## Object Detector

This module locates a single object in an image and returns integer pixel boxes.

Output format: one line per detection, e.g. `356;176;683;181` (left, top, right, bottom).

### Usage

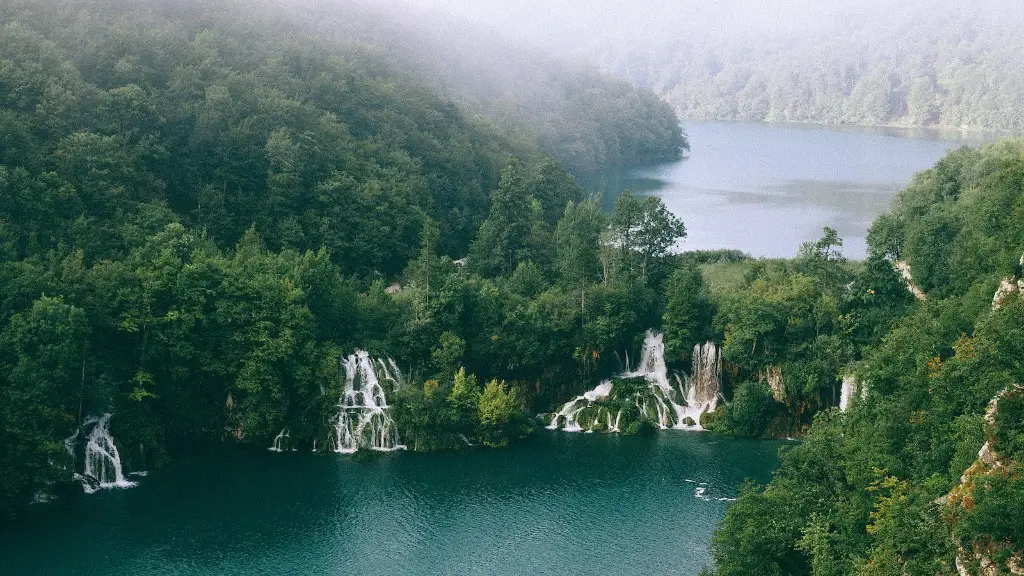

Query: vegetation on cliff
705;140;1024;576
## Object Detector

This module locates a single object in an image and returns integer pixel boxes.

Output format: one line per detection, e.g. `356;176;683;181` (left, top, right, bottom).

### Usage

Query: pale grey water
585;121;995;259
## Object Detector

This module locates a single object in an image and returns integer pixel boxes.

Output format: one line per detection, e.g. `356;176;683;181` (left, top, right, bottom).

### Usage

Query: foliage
993;389;1024;460
953;465;1024;558
394;370;530;451
607;191;686;287
662;263;714;361
705;382;781;439
707;140;1024;575
0;296;85;511
0;0;688;514
478;379;531;448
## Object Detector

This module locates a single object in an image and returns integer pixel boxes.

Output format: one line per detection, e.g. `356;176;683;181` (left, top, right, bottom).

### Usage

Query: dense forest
2;1;1022;571
0;0;902;515
0;0;690;513
325;3;689;172
598;8;1024;131
705;141;1024;575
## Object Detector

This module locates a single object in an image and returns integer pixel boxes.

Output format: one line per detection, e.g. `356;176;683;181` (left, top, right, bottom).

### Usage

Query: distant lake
583;121;996;259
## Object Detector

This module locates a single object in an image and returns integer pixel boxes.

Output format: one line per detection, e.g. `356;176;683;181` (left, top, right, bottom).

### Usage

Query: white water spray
331;351;406;453
69;414;136;494
268;428;294;452
839;376;855;412
839;375;868;412
679;341;722;429
548;331;721;433
546;381;616;432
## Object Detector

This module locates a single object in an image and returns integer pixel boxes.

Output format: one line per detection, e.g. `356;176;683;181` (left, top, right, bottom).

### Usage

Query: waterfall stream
331;351;406;453
839;375;868;412
268;428;294;452
66;414;136;494
548;331;721;432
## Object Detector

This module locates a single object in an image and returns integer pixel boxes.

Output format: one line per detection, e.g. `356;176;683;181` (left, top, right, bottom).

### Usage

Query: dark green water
2;431;781;575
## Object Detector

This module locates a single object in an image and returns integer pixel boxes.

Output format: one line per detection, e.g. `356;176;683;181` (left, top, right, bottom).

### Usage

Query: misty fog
389;0;1024;58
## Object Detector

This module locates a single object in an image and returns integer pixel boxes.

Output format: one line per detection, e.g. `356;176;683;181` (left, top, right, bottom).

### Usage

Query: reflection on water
580;121;997;259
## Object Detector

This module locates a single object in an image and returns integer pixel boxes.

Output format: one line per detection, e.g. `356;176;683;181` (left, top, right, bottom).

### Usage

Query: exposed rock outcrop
947;385;1024;576
992;254;1024;310
759;365;786;403
894;260;927;301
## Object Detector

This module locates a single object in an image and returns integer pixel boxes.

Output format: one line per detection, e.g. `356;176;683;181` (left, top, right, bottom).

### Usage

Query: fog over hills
396;0;1024;130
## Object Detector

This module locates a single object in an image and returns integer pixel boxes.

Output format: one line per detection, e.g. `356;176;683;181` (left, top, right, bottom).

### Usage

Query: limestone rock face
991;253;1024;310
759;365;785;403
948;385;1024;576
894;260;927;301
992;277;1024;310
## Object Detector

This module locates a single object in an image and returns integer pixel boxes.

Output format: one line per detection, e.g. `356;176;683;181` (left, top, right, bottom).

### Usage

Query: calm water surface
2;432;781;576
585;121;994;258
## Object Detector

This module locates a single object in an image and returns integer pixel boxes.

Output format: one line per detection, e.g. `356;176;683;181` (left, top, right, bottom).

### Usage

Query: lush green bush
954;465;1024;560
706;382;781;438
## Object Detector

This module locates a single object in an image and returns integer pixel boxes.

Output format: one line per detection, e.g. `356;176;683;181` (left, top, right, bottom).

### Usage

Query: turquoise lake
1;432;781;575
3;121;991;576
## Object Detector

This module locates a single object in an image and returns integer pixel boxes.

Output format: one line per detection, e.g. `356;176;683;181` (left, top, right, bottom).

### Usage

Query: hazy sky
388;0;1018;57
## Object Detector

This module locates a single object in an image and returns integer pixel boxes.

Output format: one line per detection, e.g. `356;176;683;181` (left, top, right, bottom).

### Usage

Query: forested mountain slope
599;8;1024;131
333;2;688;172
706;140;1024;575
0;0;688;515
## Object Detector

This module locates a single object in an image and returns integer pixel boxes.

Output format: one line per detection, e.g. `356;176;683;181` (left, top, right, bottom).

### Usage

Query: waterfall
839;375;868;411
68;414;136;494
546;380;616;432
268;428;294;452
626;331;687;429
839;376;855;412
548;331;721;433
680;341;722;429
331;351;406;453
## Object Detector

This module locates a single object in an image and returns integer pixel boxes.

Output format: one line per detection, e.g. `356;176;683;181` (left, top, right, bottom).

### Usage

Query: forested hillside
5;8;1021;569
598;8;1024;131
705;141;1024;575
0;0;690;514
330;3;688;172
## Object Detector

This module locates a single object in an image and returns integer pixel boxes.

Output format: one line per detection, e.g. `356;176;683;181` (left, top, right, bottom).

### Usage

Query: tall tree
555;198;606;325
608;192;686;285
471;160;535;277
0;296;87;512
663;264;714;361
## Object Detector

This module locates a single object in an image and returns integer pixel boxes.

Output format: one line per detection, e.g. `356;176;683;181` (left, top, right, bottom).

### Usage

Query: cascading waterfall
68;414;136;494
268;428;294;452
548;331;721;433
679;341;722;429
331;351;406;453
839;375;868;412
839;376;855;412
546;381;616;432
626;331;687;429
